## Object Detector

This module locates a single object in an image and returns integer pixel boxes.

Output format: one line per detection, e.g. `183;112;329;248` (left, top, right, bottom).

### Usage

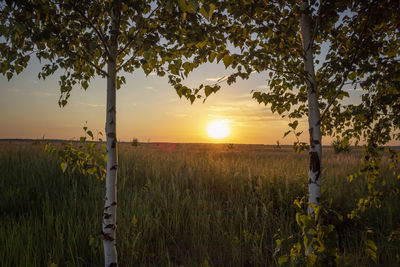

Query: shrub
131;138;139;147
332;138;351;153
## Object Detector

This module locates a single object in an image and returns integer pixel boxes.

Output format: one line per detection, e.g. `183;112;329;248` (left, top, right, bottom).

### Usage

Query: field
0;142;399;266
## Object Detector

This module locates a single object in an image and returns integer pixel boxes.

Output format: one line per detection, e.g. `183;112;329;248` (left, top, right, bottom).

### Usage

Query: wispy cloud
32;91;56;97
7;88;22;93
205;76;224;82
79;102;105;108
145;86;158;92
208;105;241;112
175;114;192;118
257;84;269;89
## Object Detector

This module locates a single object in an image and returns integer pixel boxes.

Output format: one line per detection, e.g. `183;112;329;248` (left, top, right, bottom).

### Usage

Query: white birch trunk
299;2;322;216
103;6;119;267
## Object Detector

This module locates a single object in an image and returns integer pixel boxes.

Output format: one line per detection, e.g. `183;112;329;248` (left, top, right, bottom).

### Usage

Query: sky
0;57;366;145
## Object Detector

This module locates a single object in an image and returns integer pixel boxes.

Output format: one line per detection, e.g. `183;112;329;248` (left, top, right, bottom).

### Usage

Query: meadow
0;141;399;266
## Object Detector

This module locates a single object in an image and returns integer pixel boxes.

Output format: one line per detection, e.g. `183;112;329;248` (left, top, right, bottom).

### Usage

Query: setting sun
206;119;231;140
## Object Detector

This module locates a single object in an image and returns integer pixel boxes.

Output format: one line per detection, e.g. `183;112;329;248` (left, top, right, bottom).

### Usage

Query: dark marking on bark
316;197;320;204
105;224;115;229
110;165;117;170
309;151;321;181
103;213;112;219
108;263;117;267
314;140;320;145
310;84;317;94
110;119;115;125
108;106;116;113
111;139;116;148
101;231;115;241
309;127;314;148
111;201;117;206
107;132;116;138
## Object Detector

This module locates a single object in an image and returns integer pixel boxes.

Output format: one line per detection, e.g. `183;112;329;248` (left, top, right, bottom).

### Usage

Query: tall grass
0;142;399;266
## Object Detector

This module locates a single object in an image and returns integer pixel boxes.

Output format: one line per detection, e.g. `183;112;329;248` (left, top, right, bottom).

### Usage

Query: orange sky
0;58;370;145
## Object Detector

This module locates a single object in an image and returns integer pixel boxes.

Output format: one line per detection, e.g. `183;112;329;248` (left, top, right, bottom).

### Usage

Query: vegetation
131;138;139;147
1;142;399;266
332;138;351;154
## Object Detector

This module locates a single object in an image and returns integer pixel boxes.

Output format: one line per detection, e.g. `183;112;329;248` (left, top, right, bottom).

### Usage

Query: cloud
31;91;56;97
79;102;105;108
145;86;158;92
257;84;269;89
208;105;241;112
175;114;192;118
205;76;224;82
148;71;157;76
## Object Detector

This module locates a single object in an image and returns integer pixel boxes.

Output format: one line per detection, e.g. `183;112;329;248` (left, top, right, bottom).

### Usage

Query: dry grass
0;142;398;266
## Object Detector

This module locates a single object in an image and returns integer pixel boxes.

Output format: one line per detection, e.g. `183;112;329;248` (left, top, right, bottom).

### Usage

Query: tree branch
116;49;140;72
66;49;108;77
309;0;325;51
320;1;374;121
117;6;160;57
70;1;111;58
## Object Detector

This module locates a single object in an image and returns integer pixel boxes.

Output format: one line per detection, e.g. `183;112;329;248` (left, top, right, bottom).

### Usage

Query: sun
206;119;231;140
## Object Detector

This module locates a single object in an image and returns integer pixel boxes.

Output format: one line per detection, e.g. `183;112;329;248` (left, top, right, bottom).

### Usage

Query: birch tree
172;0;400;214
0;0;215;265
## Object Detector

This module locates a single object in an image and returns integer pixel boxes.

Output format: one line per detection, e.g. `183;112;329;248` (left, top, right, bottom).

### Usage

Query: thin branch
308;0;325;51
320;77;347;119
66;49;108;77
70;1;111;58
320;0;375;121
116;49;140;72
117;6;160;57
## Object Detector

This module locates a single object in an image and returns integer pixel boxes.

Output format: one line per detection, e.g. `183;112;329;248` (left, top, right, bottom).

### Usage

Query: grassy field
0;142;399;266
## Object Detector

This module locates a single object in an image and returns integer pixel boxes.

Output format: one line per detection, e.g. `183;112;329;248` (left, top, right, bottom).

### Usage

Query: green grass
0;142;399;266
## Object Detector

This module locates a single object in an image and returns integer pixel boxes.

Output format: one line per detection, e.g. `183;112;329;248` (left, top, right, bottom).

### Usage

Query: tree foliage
172;0;400;147
0;0;220;104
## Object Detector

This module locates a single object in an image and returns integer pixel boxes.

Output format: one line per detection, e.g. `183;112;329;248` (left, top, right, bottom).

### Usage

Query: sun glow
206;119;231;140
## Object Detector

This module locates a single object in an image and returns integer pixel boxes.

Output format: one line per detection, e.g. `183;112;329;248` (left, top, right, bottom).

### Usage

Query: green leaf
365;247;377;263
195;40;207;49
278;256;288;266
208;3;216;18
121;3;129;12
87;130;94;139
61;162;68;173
209;52;216;63
178;0;189;12
204;85;212;97
6;72;12;80
189;95;195;104
82;80;88;90
222;55;233;68
87;167;96;175
289;120;298;130
188;0;198;13
306;254;317;267
199;7;209;20
183;62;191;74
80;136;86;143
365;239;377;251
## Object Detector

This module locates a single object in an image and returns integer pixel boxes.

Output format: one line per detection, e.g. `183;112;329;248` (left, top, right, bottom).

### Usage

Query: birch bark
102;5;119;267
299;2;322;215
